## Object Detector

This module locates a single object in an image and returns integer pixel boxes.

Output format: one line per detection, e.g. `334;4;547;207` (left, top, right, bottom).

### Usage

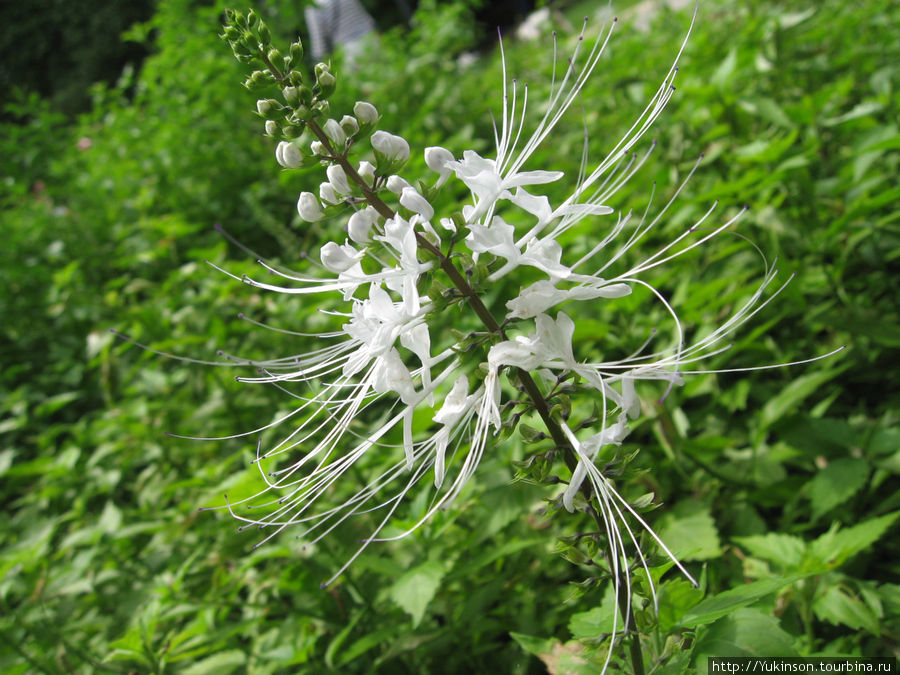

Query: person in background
304;0;377;63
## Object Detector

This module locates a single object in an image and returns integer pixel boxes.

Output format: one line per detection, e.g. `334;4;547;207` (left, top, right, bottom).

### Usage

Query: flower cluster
115;7;837;669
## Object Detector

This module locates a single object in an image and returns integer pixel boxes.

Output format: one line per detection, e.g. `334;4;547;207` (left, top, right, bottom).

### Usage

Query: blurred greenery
1;0;898;672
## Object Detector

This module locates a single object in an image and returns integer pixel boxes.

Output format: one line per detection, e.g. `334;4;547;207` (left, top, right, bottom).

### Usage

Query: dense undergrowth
1;0;898;672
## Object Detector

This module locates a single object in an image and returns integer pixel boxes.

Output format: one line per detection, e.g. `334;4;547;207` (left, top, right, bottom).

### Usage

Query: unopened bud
276;141;303;168
340;114;359;136
314;63;336;98
400;187;435;221
386;174;411;195
357;161;375;184
347;206;380;244
371;131;410;173
265;120;279;136
353;101;378;125
282;86;300;106
326;164;351;195
297;192;324;221
320;241;359;273
319;181;339;205
323;119;346;148
424;146;455;187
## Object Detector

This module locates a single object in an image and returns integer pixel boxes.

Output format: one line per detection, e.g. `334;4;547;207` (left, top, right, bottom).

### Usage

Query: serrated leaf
807;512;900;569
656;502;721;561
680;574;809;628
808;458;869;519
692;609;798;669
388;560;445;627
813;586;880;635
569;584;617;639
734;533;806;569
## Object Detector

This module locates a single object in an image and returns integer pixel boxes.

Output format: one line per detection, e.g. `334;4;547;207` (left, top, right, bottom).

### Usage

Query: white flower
424;146;455;187
319;241;360;273
399;186;434;221
386;174;410;195
319;181;339;205
323;118;347;148
357;160;376;184
353;100;378;124
276;141;303;168
296;191;324;221
347;206;379;243
371;130;410;163
326;164;351;195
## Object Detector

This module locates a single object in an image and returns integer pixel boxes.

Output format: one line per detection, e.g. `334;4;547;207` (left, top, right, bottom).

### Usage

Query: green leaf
734;533;806;569
387;560;446;627
692;609;798;669
656;502;721;561
807;512;900;569
711;48;737;88
569;584;617;639
808;458;869;519
758;368;844;433
680;574;809;628
813;586;881;635
181;650;246;674
657;578;705;632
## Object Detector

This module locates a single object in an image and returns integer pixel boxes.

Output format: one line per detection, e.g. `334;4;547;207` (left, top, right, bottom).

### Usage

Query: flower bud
314;63;336;98
400;187;435;221
386;174;410;195
326;164;351;195
357;161;375;184
323;119;346;148
289;41;303;67
297;192;324;221
310;140;326;156
319;181;339;205
353;101;378;125
275;141;304;168
320;241;359;273
425;146;455;187
265;120;279;136
282;86;300;106
371;131;410;163
340;114;359;136
347;206;379;243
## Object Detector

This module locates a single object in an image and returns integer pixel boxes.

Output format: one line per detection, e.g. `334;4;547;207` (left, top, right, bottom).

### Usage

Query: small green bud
314;62;336;98
266;47;281;64
258;23;271;45
289;41;303;66
222;26;240;40
282;86;300;106
265;120;279;136
246;9;259;29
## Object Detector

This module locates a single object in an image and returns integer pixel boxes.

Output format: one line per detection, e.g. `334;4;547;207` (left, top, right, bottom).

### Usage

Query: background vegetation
1;0;897;672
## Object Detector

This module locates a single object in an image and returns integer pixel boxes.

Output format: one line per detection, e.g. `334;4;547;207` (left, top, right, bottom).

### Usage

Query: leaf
387;560;446;627
657;578;705;632
711;48;737;88
656;502;721;561
734;533;806;569
813;586;881;635
807;511;900;569
569;584;617;639
757;368;845;433
181;650;246;674
808;458;869;519
692;609;798;669
679;574;809;628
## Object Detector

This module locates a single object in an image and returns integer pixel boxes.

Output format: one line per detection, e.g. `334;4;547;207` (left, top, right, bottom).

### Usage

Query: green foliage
2;0;898;672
